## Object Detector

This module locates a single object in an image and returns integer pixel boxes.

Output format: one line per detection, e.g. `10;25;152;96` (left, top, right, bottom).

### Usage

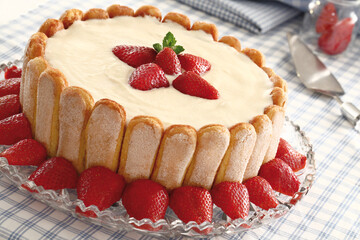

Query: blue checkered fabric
1;0;360;239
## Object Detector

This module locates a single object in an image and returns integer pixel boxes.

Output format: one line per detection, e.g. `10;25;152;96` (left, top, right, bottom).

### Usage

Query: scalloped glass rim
0;61;316;238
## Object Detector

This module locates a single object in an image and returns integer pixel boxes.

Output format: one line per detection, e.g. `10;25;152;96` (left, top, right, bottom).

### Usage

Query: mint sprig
153;32;185;54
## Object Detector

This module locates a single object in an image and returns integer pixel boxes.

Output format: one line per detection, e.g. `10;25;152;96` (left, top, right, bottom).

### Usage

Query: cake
20;4;287;191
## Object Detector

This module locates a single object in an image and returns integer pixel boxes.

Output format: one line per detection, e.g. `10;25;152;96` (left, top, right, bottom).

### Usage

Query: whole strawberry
0;139;47;166
4;66;22;79
22;157;78;192
0;113;32;145
316;3;338;34
129;63;169;90
112;45;157;68
178;53;211;75
0;78;21;97
243;176;278;210
210;181;249;220
276;138;306;172
259;158;301;196
76;166;126;218
122;179;169;230
172;71;219;99
0;94;21;121
155;47;181;75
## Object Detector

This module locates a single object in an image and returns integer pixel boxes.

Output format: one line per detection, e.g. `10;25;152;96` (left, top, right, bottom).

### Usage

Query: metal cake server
287;32;360;132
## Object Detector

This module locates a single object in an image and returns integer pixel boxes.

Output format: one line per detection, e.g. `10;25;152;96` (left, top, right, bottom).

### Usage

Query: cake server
287;32;360;131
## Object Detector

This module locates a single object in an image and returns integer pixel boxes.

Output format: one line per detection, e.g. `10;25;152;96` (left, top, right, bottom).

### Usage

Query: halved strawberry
0;139;47;166
155;47;181;75
0;94;21;121
129;63;169;91
4;66;22;79
178;53;211;75
243;176;278;210
0;78;21;97
276;138;306;172
112;45;157;68
0;113;32;145
316;3;338;34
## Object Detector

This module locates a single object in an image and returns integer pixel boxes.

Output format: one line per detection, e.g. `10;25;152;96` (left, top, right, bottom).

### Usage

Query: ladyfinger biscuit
107;4;134;18
263;105;285;163
57;87;94;173
60;9;83;29
271;87;287;108
118;116;163;182
219;36;241;52
214;123;256;186
163;12;191;30
183;125;230;190
242;48;265;68
22;57;48;136
134;5;162;20
38;19;64;37
84;99;125;172
82;8;109;21
243;115;272;181
191;21;219;41
35;67;68;157
270;75;288;92
151;125;197;191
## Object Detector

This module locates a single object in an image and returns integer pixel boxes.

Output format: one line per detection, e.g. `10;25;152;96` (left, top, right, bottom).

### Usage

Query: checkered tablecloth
0;0;360;239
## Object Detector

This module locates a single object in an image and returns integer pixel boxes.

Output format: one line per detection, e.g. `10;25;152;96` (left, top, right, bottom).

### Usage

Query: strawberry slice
155;47;181;75
258;158;301;196
318;17;355;55
210;181;249;220
22;157;78;192
129;63;169;91
243;176;278;210
122;179;169;230
178;53;211;75
76;166;126;218
4;66;22;79
112;45;157;68
0;139;47;166
0;113;32;145
316;3;338;34
276;138;307;172
0;78;21;97
0;94;21;121
172;71;219;99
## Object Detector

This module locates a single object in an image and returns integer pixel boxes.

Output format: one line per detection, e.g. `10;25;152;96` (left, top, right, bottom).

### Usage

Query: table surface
0;0;359;239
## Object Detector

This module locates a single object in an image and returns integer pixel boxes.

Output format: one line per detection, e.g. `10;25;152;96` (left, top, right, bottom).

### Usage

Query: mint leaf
172;45;185;54
153;43;163;53
154;32;185;54
163;32;176;48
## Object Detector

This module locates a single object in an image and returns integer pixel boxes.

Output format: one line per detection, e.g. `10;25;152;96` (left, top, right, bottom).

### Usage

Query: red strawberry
0;113;32;145
170;186;213;226
258;158;301;196
316;3;338;33
0;139;47;166
178;53;211;75
0;78;21;97
4;66;22;79
276;138;307;172
172;71;219;99
22;157;78;192
243;176;278;210
112;45;157;68
0;94;21;121
155;47;181;75
122;179;169;230
129;63;169;91
318;17;355;55
210;181;249;220
76;166;126;218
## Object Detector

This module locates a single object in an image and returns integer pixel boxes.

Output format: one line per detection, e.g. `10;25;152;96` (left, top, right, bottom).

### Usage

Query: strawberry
210;181;249;220
0;113;32;145
169;186;213;225
4;66;22;79
258;158;301;196
122;179;169;230
22;157;78;192
112;45;157;68
76;166;126;218
0;94;21;121
318;17;355;55
243;176;278;210
178;53;211;75
0;78;21;97
155;47;181;75
172;71;219;99
0;139;47;166
276;138;307;172
129;63;169;91
316;3;338;34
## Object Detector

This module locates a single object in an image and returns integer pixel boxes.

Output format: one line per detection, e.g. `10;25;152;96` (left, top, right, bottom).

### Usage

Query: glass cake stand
0;61;316;238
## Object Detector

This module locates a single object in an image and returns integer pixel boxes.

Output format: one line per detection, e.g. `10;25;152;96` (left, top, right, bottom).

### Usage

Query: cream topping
45;16;273;129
